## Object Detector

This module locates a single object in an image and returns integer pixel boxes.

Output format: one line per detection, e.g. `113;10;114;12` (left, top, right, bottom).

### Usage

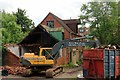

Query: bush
76;60;82;65
68;61;75;67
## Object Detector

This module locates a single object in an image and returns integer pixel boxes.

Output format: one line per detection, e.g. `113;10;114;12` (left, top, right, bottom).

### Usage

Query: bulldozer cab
39;48;53;59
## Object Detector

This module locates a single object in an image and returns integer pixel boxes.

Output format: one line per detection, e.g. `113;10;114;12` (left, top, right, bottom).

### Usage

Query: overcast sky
0;0;92;26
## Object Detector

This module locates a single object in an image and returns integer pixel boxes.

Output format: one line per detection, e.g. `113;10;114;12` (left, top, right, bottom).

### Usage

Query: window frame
46;21;54;28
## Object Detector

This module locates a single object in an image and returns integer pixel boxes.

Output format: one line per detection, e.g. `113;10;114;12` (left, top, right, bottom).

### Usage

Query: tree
1;11;27;44
1;11;30;65
117;1;120;44
14;8;33;32
79;2;119;45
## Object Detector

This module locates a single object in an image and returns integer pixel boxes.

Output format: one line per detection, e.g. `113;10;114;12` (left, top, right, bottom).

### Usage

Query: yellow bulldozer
20;36;100;77
20;48;63;77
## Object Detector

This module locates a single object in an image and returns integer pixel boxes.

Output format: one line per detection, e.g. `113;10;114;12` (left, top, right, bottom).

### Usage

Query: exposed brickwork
41;14;61;28
64;29;70;39
56;48;66;65
4;51;20;66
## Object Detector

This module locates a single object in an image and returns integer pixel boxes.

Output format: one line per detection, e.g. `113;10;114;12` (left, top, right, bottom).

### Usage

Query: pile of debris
0;66;26;75
99;45;120;49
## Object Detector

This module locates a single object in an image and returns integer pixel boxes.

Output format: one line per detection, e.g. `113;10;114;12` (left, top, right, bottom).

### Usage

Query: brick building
4;12;82;66
41;12;81;65
41;12;80;39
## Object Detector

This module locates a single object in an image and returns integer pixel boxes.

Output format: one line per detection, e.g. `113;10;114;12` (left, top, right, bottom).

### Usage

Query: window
42;49;52;59
47;21;54;28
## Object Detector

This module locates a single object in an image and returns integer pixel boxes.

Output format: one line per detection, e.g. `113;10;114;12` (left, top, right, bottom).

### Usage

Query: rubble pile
0;66;26;75
99;45;120;49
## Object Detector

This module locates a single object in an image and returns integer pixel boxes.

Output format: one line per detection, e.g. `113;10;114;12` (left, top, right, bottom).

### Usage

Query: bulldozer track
46;66;63;78
54;71;64;77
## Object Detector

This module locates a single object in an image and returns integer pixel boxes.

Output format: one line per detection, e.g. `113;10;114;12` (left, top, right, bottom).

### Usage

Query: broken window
47;21;54;28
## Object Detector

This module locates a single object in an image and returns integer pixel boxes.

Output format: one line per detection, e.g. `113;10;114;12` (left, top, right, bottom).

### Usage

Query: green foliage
68;61;76;67
76;60;82;65
80;2;120;45
61;61;76;68
0;10;33;65
1;11;28;44
13;8;34;32
1;11;29;65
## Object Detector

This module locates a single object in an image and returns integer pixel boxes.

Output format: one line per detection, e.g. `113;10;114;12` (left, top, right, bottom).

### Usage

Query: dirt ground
1;66;83;80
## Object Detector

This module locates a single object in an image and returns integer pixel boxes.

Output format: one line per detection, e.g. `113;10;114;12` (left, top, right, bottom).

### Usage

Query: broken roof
18;24;59;47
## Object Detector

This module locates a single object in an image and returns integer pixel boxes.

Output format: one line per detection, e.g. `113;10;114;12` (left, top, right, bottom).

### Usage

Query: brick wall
41;14;61;28
56;48;65;65
4;51;20;66
64;29;70;39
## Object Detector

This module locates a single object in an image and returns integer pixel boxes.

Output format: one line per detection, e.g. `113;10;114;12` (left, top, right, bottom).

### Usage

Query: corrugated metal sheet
83;49;120;79
104;49;115;78
49;31;63;41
